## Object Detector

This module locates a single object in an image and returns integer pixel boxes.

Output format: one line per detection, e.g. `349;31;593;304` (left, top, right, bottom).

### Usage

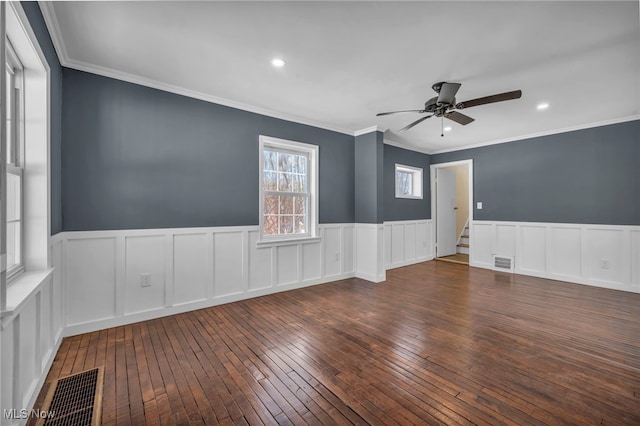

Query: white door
436;168;457;257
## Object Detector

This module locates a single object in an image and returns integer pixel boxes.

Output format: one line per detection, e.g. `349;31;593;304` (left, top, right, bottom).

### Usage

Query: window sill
1;268;53;321
256;236;321;248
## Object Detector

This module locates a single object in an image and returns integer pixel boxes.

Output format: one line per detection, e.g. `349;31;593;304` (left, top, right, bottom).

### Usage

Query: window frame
1;0;51;314
258;135;319;246
395;163;423;199
5;37;24;281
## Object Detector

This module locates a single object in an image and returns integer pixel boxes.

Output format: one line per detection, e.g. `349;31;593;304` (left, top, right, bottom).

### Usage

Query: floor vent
37;367;103;426
493;255;514;272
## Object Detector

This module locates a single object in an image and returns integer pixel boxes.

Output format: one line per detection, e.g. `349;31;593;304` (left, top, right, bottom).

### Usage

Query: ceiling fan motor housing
425;97;438;111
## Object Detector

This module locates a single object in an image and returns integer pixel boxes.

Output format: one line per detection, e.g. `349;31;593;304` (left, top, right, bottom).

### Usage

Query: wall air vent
492;255;514;273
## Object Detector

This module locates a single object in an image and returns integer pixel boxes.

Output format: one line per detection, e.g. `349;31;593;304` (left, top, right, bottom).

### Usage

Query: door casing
430;159;474;260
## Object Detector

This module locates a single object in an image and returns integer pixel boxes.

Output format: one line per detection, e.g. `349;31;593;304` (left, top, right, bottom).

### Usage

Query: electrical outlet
140;273;152;287
600;259;609;270
334;253;340;262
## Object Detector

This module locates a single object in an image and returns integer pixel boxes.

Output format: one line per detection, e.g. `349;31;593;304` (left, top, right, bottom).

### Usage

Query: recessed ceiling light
444;126;452;132
271;58;286;68
537;102;549;110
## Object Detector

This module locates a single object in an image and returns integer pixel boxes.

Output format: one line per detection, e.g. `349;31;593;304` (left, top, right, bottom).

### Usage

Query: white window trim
395;163;423;199
1;1;51;314
257;135;319;247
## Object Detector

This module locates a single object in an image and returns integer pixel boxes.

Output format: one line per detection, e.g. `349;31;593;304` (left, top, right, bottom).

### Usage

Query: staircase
457;225;469;255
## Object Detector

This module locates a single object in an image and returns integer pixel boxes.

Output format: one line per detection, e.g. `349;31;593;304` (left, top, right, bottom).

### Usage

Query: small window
395;164;423;199
259;136;318;242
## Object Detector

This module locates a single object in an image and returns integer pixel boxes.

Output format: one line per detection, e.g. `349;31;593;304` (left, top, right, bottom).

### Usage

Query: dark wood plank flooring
30;261;640;425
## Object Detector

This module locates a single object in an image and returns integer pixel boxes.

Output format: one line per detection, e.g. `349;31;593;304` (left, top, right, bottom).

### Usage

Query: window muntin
395;164;423;199
5;39;24;279
259;136;318;242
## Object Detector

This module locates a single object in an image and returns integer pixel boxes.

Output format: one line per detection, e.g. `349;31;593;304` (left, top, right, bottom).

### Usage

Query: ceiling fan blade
399;115;433;132
455;90;522;109
376;109;425;116
445;111;475;125
437;82;461;105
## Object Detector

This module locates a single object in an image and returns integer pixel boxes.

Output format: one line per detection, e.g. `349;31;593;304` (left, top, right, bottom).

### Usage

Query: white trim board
431;160;474;259
428;115;640;155
57;224;356;336
354;223;386;283
383;220;433;270
470;220;640;294
37;2;355;138
37;3;639;154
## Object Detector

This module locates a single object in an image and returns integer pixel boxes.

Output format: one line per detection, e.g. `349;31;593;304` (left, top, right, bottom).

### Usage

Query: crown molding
37;2;354;137
429;115;640;155
383;139;432;155
34;1;640;153
38;1;69;64
68;58;356;136
354;126;382;136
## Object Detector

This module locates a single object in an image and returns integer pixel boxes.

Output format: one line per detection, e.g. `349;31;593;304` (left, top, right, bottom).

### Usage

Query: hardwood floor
30;261;640;425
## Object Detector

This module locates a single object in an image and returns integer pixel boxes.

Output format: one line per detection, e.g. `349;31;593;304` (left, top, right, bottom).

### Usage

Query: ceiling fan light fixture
271;58;286;68
537;102;549;110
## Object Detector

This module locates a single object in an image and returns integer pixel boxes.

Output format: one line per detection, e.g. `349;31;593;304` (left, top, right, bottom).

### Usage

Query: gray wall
354;131;384;223
383;144;431;221
22;1;63;235
431;120;640;225
62;69;354;231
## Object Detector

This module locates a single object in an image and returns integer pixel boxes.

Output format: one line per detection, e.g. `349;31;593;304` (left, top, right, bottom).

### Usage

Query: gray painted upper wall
432;120;640;225
354;131;384;223
383;144;431;222
21;1;63;235
62;69;354;231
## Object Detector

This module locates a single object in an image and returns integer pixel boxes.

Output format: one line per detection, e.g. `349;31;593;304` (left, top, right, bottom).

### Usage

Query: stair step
457;243;469;248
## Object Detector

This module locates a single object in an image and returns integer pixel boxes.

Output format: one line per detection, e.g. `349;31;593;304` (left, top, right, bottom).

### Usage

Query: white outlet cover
477;202;483;209
140;273;152;287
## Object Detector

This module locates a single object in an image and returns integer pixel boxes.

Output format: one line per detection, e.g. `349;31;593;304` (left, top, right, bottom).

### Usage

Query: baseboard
355;271;386;283
64;271;356;337
386;255;433;270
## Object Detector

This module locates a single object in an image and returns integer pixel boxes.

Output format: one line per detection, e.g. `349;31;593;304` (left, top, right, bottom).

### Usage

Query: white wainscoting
355;224;385;282
384;220;433;270
471;221;640;293
62;224;355;336
0;235;65;425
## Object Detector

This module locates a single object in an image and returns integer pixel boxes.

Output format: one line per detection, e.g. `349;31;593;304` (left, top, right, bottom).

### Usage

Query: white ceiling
41;1;639;153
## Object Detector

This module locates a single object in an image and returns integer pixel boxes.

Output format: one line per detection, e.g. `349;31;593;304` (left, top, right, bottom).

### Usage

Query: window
1;1;50;310
259;135;318;243
5;39;24;280
395;164;423;199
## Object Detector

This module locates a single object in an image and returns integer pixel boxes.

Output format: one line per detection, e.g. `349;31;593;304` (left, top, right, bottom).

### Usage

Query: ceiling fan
377;82;522;134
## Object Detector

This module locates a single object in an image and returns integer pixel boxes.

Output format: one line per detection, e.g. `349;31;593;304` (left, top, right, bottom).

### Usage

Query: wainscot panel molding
60;224;356;336
384;220;433;270
470;221;640;293
0;234;66;425
355;223;386;283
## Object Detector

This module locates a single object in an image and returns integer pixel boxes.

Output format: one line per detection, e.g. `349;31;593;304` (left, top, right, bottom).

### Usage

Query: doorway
431;160;473;265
